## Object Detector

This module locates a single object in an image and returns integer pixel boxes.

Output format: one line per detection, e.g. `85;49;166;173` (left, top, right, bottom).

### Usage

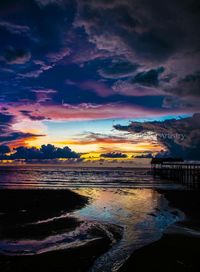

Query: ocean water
0;166;184;271
0;165;181;189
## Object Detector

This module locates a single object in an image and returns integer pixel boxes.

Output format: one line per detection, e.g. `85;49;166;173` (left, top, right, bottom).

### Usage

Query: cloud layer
1;0;200;109
115;114;200;160
0;0;200;157
0;112;43;146
0;144;80;160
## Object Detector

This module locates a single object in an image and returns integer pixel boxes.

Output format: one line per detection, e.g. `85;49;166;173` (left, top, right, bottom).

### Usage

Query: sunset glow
0;0;199;164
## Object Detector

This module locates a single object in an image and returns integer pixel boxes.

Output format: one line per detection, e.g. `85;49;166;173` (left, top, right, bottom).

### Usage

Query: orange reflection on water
73;188;163;227
72;188;172;271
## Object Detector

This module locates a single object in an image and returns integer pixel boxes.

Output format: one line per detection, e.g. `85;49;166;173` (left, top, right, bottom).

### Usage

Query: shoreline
0;189;122;272
119;189;200;272
0;187;199;271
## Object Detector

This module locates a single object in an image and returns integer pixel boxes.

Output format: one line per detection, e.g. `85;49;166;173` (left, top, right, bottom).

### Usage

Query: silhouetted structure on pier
151;158;200;189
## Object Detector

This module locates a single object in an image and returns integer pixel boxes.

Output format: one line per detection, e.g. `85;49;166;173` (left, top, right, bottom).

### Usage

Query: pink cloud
46;48;71;63
79;80;164;98
3;102;196;122
31;89;57;103
80;81;113;97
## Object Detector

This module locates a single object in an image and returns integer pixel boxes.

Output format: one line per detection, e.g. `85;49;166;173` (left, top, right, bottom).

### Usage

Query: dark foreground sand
0;238;112;272
1;189;199;272
119;189;200;272
0;189;122;272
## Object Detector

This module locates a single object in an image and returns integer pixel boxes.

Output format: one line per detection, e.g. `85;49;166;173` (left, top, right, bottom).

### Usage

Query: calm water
0;165;180;189
0;166;184;271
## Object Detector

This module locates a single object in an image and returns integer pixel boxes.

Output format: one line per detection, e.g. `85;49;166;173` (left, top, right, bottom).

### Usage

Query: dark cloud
74;0;200;107
0;112;15;141
0;0;200;126
134;153;154;158
0;21;31;36
75;0;200;61
35;0;64;8
0;0;75;103
110;66;165;98
115;113;200;160
164;72;200;99
0;131;43;143
4;47;31;64
8;144;80;160
0;145;10;160
132;67;164;87
100;152;128;158
0;112;13;124
98;59;139;79
0;112;43;145
20;110;46;121
0;145;10;155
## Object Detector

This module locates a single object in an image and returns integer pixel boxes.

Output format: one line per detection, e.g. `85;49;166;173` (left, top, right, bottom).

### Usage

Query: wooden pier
151;158;200;189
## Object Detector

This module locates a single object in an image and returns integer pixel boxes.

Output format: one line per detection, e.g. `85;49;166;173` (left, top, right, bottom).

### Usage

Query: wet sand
0;189;88;223
0;239;111;272
0;189;122;272
1;187;199;271
119;189;200;272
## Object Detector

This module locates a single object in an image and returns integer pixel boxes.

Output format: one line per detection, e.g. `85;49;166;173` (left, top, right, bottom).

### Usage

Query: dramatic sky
0;0;200;163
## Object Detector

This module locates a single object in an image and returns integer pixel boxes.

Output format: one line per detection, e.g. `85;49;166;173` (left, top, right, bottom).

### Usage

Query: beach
0;166;199;271
0;189;122;272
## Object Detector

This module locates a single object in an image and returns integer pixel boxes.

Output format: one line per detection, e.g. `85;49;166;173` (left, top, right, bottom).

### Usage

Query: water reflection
0;166;180;189
72;188;180;271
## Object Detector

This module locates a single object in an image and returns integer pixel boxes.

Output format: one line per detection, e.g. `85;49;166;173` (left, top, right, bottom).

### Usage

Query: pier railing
151;159;200;189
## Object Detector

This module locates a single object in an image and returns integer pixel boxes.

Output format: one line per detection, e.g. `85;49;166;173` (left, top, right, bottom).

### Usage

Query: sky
0;0;200;164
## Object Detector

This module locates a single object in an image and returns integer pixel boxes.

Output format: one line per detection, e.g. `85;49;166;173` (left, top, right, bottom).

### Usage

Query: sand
0;189;122;272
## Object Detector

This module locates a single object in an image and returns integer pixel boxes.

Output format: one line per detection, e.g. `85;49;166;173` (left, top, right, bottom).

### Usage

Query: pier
151;158;200;189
